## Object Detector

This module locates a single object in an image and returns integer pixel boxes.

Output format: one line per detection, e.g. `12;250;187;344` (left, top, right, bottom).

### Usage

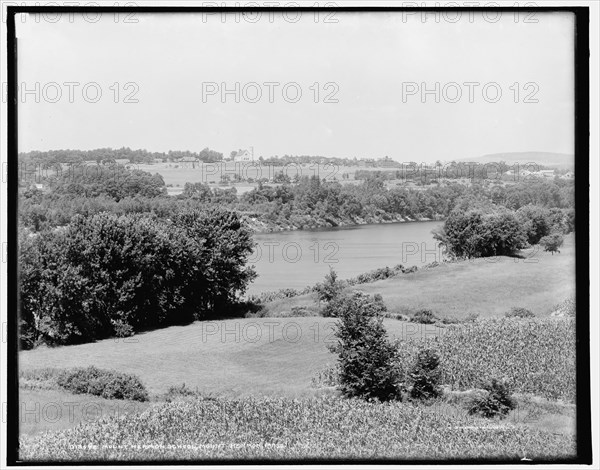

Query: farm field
18;314;577;460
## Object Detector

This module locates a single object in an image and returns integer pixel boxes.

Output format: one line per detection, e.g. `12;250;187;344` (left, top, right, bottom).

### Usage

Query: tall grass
20;395;575;461
396;318;576;402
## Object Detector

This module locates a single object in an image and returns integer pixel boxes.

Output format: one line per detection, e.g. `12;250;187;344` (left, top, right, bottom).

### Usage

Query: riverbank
244;212;444;233
254;233;575;320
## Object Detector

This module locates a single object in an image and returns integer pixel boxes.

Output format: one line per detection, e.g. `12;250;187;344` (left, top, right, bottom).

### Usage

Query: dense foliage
19;209;256;348
20;147;224;165
56;366;149;402
433;203;573;259
409;349;442;401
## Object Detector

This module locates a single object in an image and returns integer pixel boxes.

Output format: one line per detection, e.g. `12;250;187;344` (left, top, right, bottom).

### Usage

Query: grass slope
19;318;442;397
262;234;575;319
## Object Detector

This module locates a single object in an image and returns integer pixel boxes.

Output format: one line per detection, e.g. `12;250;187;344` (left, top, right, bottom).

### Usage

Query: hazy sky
15;11;574;162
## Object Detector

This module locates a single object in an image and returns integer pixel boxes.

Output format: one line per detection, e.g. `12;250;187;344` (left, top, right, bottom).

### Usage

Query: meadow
18;310;577;461
259;234;575;319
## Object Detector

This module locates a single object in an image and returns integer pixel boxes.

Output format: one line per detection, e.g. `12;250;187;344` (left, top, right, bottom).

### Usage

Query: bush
504;307;535;318
410;309;437;324
434;209;528;259
315;267;345;304
56;366;149;402
322;291;386;318
468;378;516;418
409;349;442;400
539;232;564;255
328;292;400;401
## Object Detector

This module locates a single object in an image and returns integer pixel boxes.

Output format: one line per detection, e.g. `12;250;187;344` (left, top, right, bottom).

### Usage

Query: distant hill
465;152;574;169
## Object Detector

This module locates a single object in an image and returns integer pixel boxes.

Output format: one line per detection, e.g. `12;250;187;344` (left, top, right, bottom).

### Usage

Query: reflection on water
248;221;442;294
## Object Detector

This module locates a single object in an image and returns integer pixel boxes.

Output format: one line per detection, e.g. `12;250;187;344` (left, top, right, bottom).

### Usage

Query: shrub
539;232;564;255
56;366;149;402
328;292;400;401
410;309;437;324
409;349;442;400
468;378;516;418
504;307;535;318
322;291;386;318
315;267;345;304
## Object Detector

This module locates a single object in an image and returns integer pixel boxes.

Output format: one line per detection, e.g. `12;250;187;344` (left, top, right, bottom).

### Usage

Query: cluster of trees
19;209;256;349
19;166;574;234
433;204;573;259
19;147;224;165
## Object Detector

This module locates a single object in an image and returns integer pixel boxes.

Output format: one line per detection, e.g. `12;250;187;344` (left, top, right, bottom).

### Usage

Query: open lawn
19;318;441;397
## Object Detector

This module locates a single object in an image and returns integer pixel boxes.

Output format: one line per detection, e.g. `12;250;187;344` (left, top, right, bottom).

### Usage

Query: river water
248;220;443;294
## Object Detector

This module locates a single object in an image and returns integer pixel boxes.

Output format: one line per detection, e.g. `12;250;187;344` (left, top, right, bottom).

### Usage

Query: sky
15;10;575;163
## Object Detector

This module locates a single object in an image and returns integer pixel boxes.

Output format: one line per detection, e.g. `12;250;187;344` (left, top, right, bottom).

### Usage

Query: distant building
177;157;200;168
233;149;253;163
560;171;574;180
536;170;555;178
504;169;533;177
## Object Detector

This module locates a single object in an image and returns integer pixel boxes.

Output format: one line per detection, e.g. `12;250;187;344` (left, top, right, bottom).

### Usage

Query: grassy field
19;318;443;397
261;234;575;319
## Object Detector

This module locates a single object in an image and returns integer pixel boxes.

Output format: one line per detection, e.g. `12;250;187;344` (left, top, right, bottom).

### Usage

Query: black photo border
5;4;592;466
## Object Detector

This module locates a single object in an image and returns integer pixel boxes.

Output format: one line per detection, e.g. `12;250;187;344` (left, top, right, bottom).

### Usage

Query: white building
233;149;253;162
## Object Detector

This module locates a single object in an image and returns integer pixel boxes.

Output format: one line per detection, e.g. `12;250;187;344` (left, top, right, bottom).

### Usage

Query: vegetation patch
396;318;576;402
20;395;575;461
55;366;149;402
468;378;517;418
505;307;535;318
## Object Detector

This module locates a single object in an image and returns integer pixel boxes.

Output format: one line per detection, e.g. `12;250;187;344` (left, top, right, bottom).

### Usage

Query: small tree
328;292;400;401
409;349;442;400
315;267;344;306
539;232;564;255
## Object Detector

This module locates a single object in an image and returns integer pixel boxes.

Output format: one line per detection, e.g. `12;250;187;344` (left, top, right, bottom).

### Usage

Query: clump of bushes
468;378;516;418
410;309;438;324
409;349;442;400
323;291;386;318
328;292;400;401
504;307;535;318
56;366;149;402
346;265;405;285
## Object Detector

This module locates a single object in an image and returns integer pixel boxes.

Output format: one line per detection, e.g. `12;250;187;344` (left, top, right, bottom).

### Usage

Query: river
248;220;443;294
